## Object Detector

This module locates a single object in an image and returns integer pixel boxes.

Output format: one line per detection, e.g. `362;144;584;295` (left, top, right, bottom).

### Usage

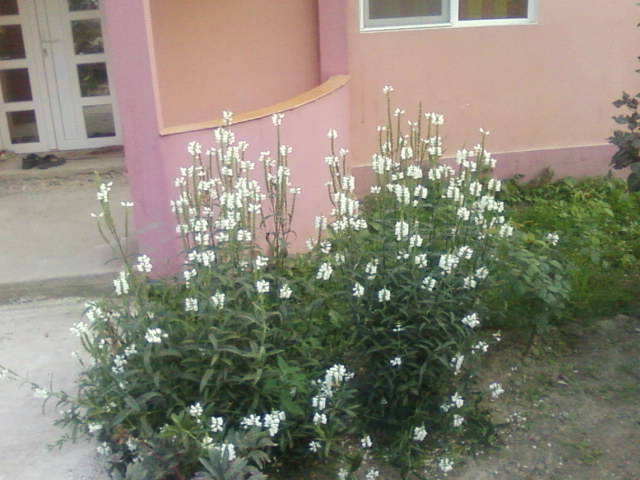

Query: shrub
5;90;571;479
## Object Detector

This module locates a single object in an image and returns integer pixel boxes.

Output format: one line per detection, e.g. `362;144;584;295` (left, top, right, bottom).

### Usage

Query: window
362;0;534;30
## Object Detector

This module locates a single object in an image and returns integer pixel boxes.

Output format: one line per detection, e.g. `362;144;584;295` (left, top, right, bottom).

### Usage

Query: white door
0;0;120;154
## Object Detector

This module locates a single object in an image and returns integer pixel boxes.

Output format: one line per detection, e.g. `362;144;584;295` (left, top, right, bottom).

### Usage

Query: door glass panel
7;110;39;143
0;0;19;16
0;68;32;102
72;19;103;54
0;25;26;60
77;62;109;96
68;0;99;12
83;104;115;137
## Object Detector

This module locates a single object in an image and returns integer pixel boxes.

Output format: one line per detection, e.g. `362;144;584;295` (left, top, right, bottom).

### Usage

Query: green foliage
500;173;640;319
608;19;640;191
23;95;588;480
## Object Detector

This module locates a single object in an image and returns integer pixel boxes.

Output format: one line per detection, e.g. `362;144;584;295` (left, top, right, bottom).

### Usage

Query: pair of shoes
21;153;66;170
21;153;39;169
37;154;66;169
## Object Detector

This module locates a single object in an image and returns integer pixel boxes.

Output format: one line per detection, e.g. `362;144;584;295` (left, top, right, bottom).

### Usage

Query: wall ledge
159;75;350;136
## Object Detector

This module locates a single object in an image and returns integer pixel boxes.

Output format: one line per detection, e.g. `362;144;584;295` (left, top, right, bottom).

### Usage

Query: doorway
0;0;120;154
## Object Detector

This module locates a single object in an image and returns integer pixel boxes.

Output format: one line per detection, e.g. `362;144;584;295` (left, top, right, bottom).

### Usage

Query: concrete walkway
0;298;107;479
0;151;131;477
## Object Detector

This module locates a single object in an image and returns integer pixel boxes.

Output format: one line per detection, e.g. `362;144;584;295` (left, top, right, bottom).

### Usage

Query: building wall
148;0;321;128
346;1;639;174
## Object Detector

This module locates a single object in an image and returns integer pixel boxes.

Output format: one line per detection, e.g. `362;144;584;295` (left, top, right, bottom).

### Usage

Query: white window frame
360;0;537;32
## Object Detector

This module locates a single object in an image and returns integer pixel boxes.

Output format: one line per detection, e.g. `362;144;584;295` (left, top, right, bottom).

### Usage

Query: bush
500;173;640;319
7;91;571;480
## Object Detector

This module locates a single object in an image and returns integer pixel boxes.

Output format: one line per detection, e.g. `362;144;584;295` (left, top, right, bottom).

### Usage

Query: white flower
475;266;489;280
240;414;262;429
187;141;202;156
451;392;464;408
96;442;112;456
472;341;489;353
320;240;332;254
365;469;380;480
256;279;270;294
145;327;168;344
279;284;292;299
33;388;49;399
212;442;236;461
413;425;428;442
313;412;327;425
390;356;402;367
352;282;365;298
365;259;379;279
370;185;382;194
185;297;198;312
414;253;429;268
377;288;391;302
461;313;480;328
263;410;285;436
382;85;394;94
338;468;349;480
314;216;328;230
463;276;477;289
499;224;514;238
309;440;322;453
113;271;129;296
451;354;464;375
188;402;203;418
453;414;465;427
135;255;152;273
360;435;373;449
209;417;224;433
439;457;454;473
545;232;560;246
211;291;225;309
88;423;102;434
255;255;269;270
316;262;333;281
327;129;338;139
489;382;505;399
96;182;112;202
271;113;284;126
421;276;436;291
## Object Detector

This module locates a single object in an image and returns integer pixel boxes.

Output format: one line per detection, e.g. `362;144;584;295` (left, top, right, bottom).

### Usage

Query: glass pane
459;0;528;20
0;25;26;60
83;104;115;138
68;0;99;11
72;19;103;54
0;68;32;102
7;110;39;144
77;62;109;97
0;0;19;15
370;0;442;19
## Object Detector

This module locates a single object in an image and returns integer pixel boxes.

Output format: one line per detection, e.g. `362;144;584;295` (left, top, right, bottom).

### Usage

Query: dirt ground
443;313;640;480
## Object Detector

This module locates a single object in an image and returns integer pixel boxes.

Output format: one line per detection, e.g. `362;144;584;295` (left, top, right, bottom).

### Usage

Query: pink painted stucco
103;0;637;272
148;0;321;129
345;0;639;176
104;0;348;275
318;0;349;81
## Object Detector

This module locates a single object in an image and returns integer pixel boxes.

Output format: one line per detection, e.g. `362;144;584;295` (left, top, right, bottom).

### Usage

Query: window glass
83;104;115;138
0;68;32;102
7;110;39;143
369;0;443;19
0;0;19;16
0;25;26;60
72;19;104;55
459;0;528;20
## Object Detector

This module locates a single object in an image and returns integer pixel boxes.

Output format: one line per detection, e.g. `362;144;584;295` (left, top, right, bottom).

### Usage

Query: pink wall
104;0;349;275
148;0;321;128
346;0;639;176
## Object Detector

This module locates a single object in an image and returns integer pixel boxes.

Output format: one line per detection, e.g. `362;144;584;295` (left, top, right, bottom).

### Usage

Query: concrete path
0;298;107;479
0;152;134;303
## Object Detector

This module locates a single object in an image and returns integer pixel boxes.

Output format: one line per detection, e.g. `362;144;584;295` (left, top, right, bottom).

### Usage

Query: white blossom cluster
239;410;286;437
